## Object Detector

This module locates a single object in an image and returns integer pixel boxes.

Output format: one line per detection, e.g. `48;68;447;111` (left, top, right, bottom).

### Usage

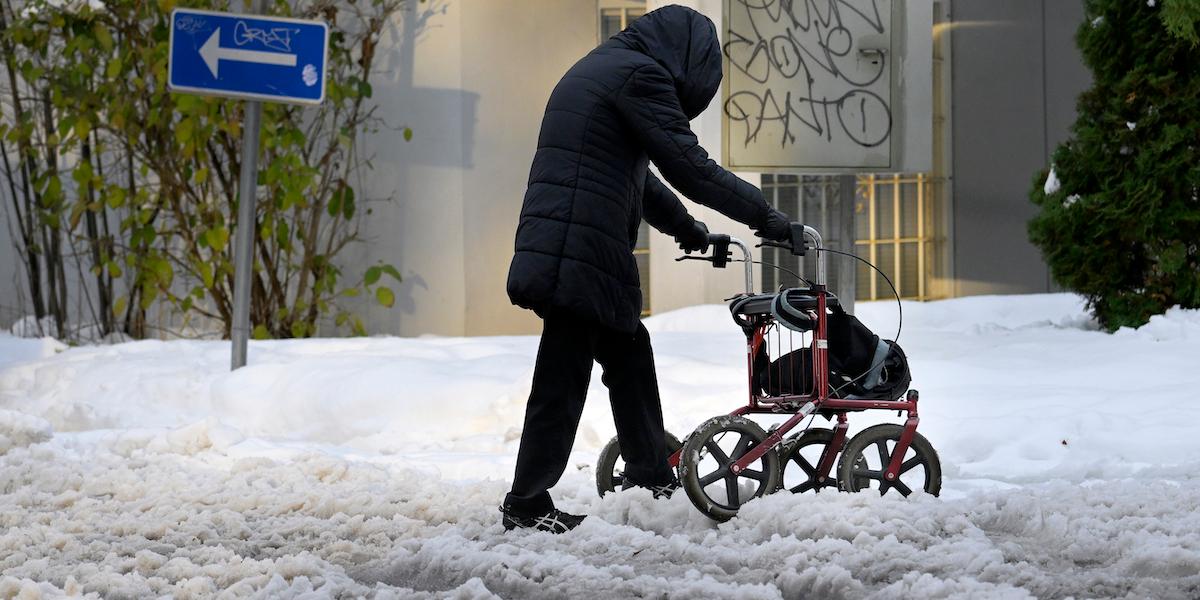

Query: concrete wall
0;0;1097;338
460;1;601;335
647;0;764;315
948;0;1089;296
347;0;597;336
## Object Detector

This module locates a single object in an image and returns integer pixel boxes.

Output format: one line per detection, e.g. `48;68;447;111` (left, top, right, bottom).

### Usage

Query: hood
610;5;723;120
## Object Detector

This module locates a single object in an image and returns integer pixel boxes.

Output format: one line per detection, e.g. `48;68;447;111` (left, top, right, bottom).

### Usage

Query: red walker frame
666;233;922;488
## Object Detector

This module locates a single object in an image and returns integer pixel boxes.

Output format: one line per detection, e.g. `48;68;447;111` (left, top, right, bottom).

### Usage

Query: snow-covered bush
1029;0;1200;330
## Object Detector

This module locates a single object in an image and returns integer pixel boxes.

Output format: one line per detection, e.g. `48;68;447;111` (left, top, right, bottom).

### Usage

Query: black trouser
504;313;674;516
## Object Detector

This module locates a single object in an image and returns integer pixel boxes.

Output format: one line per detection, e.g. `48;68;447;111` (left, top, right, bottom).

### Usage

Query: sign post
230;97;262;370
168;5;329;369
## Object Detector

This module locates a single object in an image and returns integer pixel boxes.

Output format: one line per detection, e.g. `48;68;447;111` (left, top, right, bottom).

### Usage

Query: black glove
755;208;792;243
674;220;710;254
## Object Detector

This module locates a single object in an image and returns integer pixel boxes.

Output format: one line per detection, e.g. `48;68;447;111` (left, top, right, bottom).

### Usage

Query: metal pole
838;174;856;313
231;0;268;370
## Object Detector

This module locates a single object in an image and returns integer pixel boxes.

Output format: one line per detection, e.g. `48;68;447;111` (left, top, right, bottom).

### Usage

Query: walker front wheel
836;424;941;497
595;432;683;497
679;416;780;522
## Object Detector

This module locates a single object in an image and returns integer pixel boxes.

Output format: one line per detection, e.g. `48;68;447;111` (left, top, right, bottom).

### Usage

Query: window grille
762;173;943;303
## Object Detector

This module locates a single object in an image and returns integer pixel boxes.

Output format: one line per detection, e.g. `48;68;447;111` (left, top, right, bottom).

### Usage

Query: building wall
346;0;597;336
646;0;764;315
0;0;1096;337
948;0;1089;296
460;1;602;335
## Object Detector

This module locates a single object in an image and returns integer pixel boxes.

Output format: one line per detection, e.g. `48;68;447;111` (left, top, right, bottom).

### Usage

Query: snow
1042;167;1060;195
0;333;62;371
2;293;1199;598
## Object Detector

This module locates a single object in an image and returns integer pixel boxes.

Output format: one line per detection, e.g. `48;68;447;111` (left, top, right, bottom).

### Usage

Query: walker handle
675;235;754;293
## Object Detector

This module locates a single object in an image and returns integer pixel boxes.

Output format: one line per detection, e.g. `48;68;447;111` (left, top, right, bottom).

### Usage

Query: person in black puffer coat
500;4;793;533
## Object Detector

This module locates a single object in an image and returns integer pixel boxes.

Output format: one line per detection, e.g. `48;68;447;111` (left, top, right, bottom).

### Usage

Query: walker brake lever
676;234;733;268
757;223;809;257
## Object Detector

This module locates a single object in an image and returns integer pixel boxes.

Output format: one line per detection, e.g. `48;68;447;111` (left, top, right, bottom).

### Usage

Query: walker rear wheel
595;432;683;497
836;424;941;497
778;428;842;494
679;416;780;522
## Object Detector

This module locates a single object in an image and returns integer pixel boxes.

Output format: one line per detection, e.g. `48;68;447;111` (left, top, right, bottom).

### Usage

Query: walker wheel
778;428;842;493
679;416;780;522
595;432;683;497
836;424;942;497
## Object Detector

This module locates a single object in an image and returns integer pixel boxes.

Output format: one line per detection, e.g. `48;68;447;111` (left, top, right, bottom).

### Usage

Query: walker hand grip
676;234;732;268
789;223;807;256
756;223;808;256
708;234;731;268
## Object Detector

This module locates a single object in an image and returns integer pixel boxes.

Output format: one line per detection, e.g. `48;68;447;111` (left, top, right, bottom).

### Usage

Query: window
600;2;649;311
761;173;945;303
599;1;646;42
760;175;854;301
853;174;940;301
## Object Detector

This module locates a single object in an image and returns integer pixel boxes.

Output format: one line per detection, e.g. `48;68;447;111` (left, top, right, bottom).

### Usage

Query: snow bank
0;293;1197;486
0;408;52;455
0;333;63;370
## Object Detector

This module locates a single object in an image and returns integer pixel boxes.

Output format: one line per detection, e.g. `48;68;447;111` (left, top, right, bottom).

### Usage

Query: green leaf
375;286;395;308
379;264;402;283
175;117;194;145
105;187;126;209
113;295;128;317
206;226;230;252
364;265;382;286
105;56;122;79
93;23;113;52
43;176;63;205
403;127;413;142
252;324;270;340
75;116;91;141
68;202;86;231
198;261;214;288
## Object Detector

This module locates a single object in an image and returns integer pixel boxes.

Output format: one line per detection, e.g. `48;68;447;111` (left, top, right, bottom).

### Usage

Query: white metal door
722;0;894;170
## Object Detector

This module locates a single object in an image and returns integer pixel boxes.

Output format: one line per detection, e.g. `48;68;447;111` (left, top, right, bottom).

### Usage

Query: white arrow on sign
200;28;297;78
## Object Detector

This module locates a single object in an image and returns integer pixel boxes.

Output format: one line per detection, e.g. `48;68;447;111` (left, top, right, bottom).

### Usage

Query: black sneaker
621;477;680;499
500;506;586;533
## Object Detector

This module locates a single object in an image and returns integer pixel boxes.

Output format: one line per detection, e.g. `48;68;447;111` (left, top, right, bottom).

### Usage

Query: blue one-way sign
168;8;329;105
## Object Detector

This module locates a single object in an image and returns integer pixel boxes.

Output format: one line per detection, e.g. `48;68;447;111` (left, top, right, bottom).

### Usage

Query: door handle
858;47;886;65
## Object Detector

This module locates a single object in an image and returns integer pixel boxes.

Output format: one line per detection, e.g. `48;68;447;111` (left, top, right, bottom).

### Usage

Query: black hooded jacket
506;5;774;333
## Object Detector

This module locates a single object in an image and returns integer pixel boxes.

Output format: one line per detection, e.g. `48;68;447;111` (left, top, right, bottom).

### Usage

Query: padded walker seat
730;289;840;330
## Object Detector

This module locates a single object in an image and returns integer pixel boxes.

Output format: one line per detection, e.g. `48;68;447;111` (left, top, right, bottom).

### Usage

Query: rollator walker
596;224;941;522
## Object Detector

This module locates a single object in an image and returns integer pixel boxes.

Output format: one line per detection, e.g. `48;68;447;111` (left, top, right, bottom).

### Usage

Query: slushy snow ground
1;293;1198;598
